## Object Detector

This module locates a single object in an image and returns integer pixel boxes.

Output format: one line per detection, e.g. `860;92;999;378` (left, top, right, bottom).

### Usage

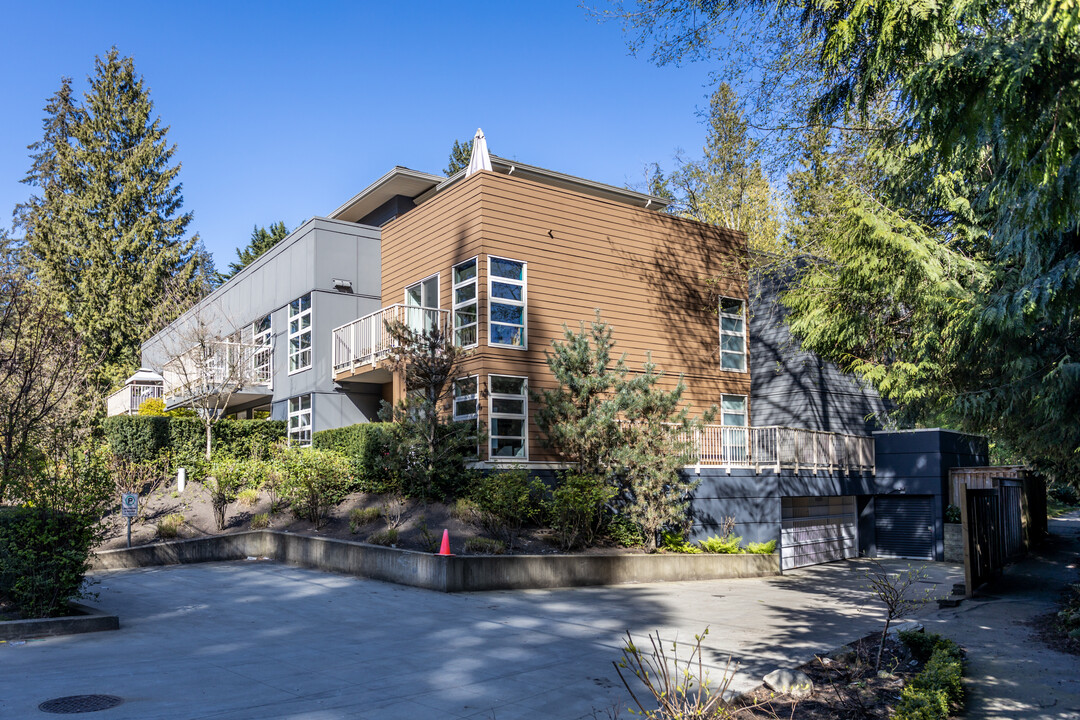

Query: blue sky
0;1;718;266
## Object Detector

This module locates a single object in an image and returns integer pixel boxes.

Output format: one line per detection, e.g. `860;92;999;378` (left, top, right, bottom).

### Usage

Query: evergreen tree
536;313;710;551
660;84;782;255
221;222;289;281
15;48;197;388
444;137;473;176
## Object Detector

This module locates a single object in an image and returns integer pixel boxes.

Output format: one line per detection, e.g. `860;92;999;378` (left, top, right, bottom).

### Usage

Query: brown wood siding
379;171;750;463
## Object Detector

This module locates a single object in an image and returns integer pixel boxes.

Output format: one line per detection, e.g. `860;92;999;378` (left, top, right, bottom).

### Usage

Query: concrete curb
92;531;780;591
0;602;119;641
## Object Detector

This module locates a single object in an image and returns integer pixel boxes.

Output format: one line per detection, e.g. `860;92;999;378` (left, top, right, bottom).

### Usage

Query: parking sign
121;493;138;518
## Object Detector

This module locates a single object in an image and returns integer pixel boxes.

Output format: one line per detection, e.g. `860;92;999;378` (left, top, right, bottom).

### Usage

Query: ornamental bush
0;507;97;618
102;415;170;462
274;446;352;529
549;473;615;550
469;468;547;550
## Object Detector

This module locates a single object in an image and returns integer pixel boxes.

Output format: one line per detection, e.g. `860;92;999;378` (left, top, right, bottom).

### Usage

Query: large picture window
288;394;312;446
488;256;526;348
719;297;746;372
288;293;312;373
452;259;478;347
488;375;527;460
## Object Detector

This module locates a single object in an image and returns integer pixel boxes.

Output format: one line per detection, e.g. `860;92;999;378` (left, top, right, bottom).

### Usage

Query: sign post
121;493;139;548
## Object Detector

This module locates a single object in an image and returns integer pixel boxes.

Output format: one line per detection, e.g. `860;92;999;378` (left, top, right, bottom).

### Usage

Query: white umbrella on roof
465;127;492;176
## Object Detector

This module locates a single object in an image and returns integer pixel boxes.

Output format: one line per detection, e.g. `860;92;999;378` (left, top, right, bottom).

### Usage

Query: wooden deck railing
332;304;451;376
674;425;875;472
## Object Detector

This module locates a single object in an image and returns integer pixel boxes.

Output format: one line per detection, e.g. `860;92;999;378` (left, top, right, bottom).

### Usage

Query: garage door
781;496;858;571
875;496;934;560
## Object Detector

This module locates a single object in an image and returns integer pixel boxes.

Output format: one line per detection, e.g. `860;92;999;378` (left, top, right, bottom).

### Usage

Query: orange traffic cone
438;529;453;556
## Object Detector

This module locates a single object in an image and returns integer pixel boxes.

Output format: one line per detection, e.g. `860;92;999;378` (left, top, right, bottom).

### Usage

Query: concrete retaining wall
92;531;780;592
0;602;119;641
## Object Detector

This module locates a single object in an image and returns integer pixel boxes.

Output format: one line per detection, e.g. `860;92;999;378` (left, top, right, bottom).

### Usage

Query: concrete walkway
1;557;960;720
925;511;1080;720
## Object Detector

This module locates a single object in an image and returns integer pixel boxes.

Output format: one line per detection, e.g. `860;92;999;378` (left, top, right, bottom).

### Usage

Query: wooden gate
959;475;1044;597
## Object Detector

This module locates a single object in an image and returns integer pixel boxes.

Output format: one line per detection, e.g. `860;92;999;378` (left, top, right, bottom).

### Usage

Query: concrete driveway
0;558;959;720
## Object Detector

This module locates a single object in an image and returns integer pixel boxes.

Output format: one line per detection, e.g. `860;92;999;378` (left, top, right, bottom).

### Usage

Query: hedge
103;415;287;468
0;507;97;618
312;422;394;492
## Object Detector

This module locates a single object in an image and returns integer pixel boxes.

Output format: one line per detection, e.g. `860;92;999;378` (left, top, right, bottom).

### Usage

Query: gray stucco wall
142;217;384;433
749;270;891;435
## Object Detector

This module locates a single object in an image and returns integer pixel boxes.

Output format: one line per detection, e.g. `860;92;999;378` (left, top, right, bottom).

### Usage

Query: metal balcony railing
332;304;451;376
106;382;164;416
163;340;273;405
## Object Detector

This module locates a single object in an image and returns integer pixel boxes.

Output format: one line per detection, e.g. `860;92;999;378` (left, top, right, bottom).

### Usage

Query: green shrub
464;537;506;555
698;534;742;553
312;423;396;492
899;631;962;664
250;513;270;530
207;456;250;530
912;644;964;705
661;531;703;553
102;415;171;462
469;468;547;550
348;507;380;533
607;514;645;547
894;685;950;720
450;497;482;525
745;539;777;554
367;528;399;546
550;473;616;550
156;513;184;539
0;507;97;618
170;418;287;469
274;446;352;529
236;488;260;507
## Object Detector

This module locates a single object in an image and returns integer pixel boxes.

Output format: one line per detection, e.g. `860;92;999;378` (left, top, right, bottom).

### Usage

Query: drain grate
38;695;123;714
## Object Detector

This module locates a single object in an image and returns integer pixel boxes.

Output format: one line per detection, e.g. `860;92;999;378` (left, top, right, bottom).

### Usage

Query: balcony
107;382;164;416
163;341;273;412
333;304;451;382
677;425;875;473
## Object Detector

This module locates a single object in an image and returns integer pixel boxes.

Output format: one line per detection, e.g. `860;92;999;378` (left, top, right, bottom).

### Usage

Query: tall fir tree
16;48;197;388
444;137;473;176
221;221;289;281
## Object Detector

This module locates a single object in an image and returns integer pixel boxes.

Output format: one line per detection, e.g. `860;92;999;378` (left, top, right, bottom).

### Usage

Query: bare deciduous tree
0;236;97;502
152;279;269;460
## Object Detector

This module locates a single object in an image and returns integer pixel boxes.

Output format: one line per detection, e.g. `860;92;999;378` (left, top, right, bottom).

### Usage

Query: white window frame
288;293;312;374
288;394;312;446
719;297;747;373
488;374;528;461
719;394;748;465
487;255;527;350
252;314;272;385
453;375;479;421
404;273;440;309
452;257;479;348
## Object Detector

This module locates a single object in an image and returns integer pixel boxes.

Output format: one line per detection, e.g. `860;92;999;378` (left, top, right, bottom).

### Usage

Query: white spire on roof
465;127;492;176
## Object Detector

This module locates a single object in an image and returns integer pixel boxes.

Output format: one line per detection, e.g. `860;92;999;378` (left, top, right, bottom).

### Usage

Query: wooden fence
947;466;1025;507
959;473;1046;597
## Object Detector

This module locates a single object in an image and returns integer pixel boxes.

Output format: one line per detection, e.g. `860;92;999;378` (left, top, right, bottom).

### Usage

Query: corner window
288;395;312;446
488;256;526;348
488;375;527;460
719;297;746;372
453;376;478;420
452;259;478;347
288;294;312;373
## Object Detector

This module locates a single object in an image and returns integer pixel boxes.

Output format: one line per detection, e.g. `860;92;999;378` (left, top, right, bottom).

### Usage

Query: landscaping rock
763;668;814;699
830;645;857;664
888;620;924;635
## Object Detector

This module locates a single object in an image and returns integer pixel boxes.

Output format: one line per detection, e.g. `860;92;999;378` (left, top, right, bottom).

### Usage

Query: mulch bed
1030;553;1080;657
734;629;926;720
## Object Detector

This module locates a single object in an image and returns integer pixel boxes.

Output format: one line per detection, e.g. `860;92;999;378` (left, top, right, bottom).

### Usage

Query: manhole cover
38;695;123;714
